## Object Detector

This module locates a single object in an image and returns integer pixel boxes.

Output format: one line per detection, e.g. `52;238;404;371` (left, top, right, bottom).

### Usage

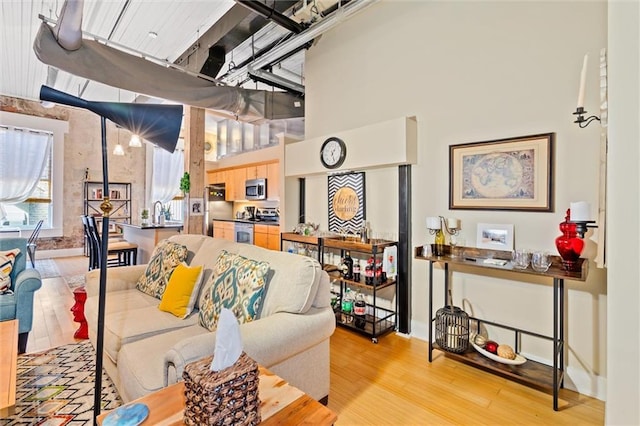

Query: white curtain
151;146;183;205
0;126;52;203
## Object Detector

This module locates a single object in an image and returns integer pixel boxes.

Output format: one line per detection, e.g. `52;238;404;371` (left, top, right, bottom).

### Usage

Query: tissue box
183;352;261;426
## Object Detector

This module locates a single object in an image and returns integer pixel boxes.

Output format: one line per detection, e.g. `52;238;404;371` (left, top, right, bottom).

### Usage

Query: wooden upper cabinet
246;164;267;180
267;162;279;200
207;161;278;201
232;168;247;200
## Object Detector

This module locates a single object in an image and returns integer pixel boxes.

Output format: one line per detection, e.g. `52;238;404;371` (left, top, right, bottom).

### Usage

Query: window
0;125;53;231
150;146;184;221
0;111;68;237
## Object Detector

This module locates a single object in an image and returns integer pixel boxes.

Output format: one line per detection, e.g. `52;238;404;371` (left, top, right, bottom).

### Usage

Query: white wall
303;1;607;398
606;1;640;424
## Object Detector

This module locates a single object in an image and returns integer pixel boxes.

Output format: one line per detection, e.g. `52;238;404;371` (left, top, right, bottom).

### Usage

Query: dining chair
86;215;138;268
26;219;44;268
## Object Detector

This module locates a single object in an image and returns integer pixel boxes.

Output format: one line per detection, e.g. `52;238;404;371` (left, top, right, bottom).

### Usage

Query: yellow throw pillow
159;263;204;318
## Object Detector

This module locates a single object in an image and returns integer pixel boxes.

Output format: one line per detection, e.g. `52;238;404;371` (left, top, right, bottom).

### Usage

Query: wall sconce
426;216;460;256
568;201;597;238
573;53;600;128
572;107;601;128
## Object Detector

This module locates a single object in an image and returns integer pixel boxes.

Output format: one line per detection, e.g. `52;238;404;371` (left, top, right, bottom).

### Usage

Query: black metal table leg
428;261;433;362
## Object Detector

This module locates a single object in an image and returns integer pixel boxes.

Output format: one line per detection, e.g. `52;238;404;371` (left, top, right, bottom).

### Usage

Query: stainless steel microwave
245;178;266;200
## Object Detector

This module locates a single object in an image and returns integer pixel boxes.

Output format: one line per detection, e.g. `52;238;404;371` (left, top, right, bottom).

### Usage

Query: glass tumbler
531;251;551;272
512;249;531;269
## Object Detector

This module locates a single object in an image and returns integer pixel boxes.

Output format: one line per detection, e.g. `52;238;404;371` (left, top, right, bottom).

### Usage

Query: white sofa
84;234;335;403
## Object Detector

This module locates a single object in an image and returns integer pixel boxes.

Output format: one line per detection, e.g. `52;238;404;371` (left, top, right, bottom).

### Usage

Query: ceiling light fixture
129;134;142;147
113;129;125;156
148;31;158;39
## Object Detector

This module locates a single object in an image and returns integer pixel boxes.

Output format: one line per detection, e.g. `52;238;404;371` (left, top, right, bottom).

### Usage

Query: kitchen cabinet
213;220;234;241
254;224;280;251
267;162;279;200
415;245;588;411
206;160;279;201
280;233;397;343
227;168;246;201
246;164;267;180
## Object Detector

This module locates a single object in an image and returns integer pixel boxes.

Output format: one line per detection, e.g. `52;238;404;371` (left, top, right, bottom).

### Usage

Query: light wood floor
28;256;605;425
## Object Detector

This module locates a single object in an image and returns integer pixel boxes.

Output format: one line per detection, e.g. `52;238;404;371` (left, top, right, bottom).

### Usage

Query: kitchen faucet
153;201;163;224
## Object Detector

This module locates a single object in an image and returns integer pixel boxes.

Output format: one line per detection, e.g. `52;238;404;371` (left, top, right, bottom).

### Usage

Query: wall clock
320;137;346;169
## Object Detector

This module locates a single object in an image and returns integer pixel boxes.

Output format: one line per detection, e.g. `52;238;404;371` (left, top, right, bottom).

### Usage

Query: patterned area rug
2;341;122;425
34;258;61;279
65;275;86;291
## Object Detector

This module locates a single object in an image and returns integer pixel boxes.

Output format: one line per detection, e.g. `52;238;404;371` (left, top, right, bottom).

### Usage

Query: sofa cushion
0;248;20;294
116;326;208;401
198;250;270;331
158;263;203;319
234;244;323;317
136;239;188;299
103;303;200;364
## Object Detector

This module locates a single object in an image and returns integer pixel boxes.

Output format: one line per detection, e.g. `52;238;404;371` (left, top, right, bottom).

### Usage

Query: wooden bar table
97;366;337;425
0;319;18;416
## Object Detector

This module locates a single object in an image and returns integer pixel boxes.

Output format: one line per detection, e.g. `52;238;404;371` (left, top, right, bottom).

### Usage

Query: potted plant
180;172;190;195
140;208;150;226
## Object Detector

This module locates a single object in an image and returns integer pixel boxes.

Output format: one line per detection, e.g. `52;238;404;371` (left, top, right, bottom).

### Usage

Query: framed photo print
327;171;366;234
476;223;514;251
189;198;204;216
449;133;554;212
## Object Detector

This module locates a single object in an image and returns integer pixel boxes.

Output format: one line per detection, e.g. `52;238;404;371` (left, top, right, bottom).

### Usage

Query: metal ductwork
235;0;306;34
174;1;298;77
227;0;379;89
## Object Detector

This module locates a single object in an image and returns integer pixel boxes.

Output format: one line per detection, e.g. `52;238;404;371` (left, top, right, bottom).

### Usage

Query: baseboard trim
38;248;84;259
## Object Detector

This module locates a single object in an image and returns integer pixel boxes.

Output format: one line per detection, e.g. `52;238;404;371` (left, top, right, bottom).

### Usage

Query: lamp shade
39;85;182;152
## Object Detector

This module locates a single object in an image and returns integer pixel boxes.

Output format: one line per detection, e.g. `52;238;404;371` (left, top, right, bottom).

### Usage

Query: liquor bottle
341;288;354;323
434;229;445;256
354;291;367;329
343;251;354;280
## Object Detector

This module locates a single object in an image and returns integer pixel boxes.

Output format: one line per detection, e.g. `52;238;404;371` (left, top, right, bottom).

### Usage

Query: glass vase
555;209;584;272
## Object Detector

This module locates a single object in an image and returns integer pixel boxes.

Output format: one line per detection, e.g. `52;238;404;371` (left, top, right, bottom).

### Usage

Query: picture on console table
449;133;554;212
327;171;366;235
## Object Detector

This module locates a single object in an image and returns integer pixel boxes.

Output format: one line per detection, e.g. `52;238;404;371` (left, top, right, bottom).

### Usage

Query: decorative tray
103;402;149;426
471;342;527;365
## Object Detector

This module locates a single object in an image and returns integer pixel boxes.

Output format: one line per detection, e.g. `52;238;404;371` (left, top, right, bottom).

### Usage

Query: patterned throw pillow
199;250;270;332
0;248;20;294
136;239;188;299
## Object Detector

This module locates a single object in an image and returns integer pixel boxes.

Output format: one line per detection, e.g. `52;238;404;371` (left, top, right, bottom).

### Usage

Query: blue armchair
0;237;42;353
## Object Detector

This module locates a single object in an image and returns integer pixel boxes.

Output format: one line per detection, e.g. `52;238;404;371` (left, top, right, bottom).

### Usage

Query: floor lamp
39;85;182;422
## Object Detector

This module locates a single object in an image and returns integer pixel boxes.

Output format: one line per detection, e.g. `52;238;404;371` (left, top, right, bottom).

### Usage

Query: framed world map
449;133;554;212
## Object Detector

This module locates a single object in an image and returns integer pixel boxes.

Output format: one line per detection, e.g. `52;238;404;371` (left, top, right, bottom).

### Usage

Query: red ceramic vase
555;209;584;272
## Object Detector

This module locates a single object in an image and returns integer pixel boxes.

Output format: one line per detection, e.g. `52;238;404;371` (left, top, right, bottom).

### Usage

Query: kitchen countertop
212;219;280;226
116;221;184;229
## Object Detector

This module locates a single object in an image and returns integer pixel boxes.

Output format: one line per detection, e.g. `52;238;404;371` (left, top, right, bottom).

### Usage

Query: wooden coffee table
0;319;18;416
97;366;337;425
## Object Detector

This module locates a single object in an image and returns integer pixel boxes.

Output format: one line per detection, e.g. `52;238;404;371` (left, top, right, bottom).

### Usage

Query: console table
415;245;588;411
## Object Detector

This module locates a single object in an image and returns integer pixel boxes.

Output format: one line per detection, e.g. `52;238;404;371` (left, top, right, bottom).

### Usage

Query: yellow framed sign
328;172;366;234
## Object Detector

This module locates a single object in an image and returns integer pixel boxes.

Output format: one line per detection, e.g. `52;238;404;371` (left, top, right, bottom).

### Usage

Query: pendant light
113;128;125;156
129;133;142;147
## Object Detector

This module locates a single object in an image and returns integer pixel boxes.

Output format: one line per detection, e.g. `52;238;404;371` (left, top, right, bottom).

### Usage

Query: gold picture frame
449;133;554;212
